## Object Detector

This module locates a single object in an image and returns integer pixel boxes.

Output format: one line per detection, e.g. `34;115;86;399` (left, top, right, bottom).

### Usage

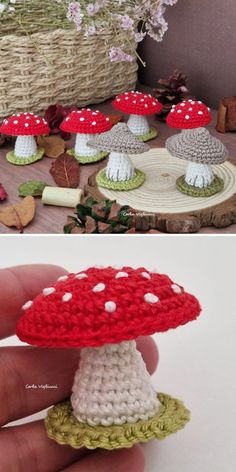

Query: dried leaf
37;136;65;158
107;114;123;126
0;196;36;232
0;183;8;201
50;153;80;188
18;180;48;197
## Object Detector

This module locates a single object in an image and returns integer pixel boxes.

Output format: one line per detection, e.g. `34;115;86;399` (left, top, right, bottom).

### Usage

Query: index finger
0;264;67;340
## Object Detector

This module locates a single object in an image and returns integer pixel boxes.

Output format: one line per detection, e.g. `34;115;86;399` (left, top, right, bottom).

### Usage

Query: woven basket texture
0;3;138;119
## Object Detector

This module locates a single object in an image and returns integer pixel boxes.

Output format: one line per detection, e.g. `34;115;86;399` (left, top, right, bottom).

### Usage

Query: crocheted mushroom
166;100;228;196
88;123;148;190
60;109;112;164
0;113;50;165
112;91;163;141
16;266;201;450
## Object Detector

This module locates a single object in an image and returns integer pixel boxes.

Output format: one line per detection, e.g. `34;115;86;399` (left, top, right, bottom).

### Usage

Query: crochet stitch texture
166;100;212;129
88;123;149;154
166;128;228;164
0;112;49;136
96;168;145;190
176;175;224;197
6;148;44;165
112;92;163;116
17;266;201;348
45;393;190;450
60;109;111;134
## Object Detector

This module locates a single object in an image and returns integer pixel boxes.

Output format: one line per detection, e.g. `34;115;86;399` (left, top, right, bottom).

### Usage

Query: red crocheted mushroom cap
0;113;50;136
16;267;201;348
60;109;112;134
166;100;212;129
112;92;163;116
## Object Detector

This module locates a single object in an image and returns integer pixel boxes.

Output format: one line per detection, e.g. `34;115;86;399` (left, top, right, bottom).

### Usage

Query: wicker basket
0;6;138;119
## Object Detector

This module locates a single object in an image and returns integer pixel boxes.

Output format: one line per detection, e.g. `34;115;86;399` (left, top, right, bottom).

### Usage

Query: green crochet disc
96;168;145;191
176;175;224;197
136;127;158;142
68;148;108;164
6;148;44;166
45;393;190;450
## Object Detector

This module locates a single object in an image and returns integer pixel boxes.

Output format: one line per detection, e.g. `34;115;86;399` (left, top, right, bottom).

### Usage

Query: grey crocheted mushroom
88;123;149;190
166;128;228;194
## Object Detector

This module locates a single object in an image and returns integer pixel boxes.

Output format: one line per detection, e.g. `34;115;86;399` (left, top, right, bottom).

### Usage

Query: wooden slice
85;148;236;233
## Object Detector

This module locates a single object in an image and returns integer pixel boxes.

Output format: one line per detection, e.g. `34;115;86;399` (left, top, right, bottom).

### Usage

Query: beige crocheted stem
45;393;190;450
0;30;137;119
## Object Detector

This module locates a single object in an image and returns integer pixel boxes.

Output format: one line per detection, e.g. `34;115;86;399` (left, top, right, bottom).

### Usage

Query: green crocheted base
176;175;224;197
136;128;158;142
96;168;145;191
6;148;44;166
68;148;108;164
45;393;190;450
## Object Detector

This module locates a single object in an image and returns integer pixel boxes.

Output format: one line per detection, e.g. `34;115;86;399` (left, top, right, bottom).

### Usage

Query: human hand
0;264;159;472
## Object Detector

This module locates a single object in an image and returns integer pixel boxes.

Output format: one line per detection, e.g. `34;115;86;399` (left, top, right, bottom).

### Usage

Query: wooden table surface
0;99;235;234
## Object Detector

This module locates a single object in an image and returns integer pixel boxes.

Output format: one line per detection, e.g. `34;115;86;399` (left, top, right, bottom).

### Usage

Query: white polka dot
198;101;202;104
26;116;30;120
36;119;40;124
92;121;97;125
65;117;70;121
185;115;190;120
152;102;156;105
62;293;72;302
22;300;33;310
93;283;105;292
198;111;203;115
125;97;129;100
43;287;55;296
207;107;210;111
80;117;85;121
144;293;159;304
92;112;97;115
13;120;18;124
188;108;193;111
171;109;175;113
133;100;136;104
106;117;109;121
171;284;182;294
144;104;148;107
177;110;182;114
75;273;87;280
115;272;128;279
57;275;68;282
180;103;185;107
141;99;144;102
4;120;8;124
105;301;117;313
25;123;29;127
77;110;82;113
116;98;121;102
141;272;151;280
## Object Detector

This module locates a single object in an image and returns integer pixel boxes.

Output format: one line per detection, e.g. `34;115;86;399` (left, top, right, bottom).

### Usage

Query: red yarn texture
17;267;201;348
166;100;212;129
0;113;50;136
60;109;112;134
112;92;163;116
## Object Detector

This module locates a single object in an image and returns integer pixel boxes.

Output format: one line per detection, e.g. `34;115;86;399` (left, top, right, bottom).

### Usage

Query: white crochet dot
62;292;72;302
105;301;117;313
141;98;144;102
180;103;185;107
36;119;40;124
22;300;33;310
198;101;202;104
26;116;30;120
25;123;29;127
93;283;105;292
43;287;55;296
144;293;159;304
141;272;151;280
207;107;210;111
188;107;193;111
92;121;97;125
77;110;82;113
80;117;85;121
185;115;190;120
171;284;182;294
106;117;109;121
177;109;182;113
4;120;8;124
92;112;97;115
75;273;88;280
133;100;136;104
125;97;129;100
171;109;174;113
198;111;203;115
13;120;18;124
65;117;70;121
115;271;128;279
57;275;68;282
116;98;121;102
145;104;148;107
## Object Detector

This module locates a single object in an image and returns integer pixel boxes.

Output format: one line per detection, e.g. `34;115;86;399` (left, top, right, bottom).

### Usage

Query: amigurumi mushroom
60;109;112;164
166;100;228;197
0;113;50;165
16;266;202;450
88;123;148;191
112;91;163;142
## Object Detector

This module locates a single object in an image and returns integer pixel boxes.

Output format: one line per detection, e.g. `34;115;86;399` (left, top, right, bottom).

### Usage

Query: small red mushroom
60;109;112;164
16;266;201;450
166;99;212;129
112;91;163;141
0;112;50;165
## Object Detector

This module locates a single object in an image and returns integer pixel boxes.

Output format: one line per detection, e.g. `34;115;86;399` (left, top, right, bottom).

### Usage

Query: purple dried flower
109;47;134;63
67;2;82;31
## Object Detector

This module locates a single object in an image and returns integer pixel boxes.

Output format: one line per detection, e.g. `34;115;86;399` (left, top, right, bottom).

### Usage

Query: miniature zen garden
0;0;236;234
